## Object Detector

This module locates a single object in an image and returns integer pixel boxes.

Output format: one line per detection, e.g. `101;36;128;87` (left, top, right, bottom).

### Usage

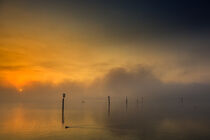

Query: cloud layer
1;65;210;104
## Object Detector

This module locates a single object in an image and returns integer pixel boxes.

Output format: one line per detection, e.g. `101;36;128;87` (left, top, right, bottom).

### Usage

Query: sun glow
2;68;69;88
18;88;23;93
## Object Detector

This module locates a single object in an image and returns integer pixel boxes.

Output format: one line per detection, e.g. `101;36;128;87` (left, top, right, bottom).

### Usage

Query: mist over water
0;66;210;139
0;92;210;140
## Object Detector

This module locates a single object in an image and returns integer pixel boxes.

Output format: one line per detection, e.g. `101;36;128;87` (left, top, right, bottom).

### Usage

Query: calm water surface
0;99;210;140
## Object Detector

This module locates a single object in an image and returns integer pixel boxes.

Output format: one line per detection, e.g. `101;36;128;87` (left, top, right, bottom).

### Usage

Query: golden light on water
1;106;62;134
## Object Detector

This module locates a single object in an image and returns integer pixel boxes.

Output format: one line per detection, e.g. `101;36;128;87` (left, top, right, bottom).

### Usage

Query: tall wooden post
62;93;66;124
108;96;110;116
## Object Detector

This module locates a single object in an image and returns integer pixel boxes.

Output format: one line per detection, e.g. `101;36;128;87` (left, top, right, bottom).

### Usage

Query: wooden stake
108;96;110;116
62;93;66;124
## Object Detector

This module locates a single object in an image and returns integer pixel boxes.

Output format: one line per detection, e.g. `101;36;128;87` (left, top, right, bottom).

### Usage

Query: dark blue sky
26;0;210;31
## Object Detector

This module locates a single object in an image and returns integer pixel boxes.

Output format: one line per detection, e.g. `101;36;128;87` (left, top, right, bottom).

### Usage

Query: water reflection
108;102;111;117
104;101;210;140
0;104;61;134
0;100;210;140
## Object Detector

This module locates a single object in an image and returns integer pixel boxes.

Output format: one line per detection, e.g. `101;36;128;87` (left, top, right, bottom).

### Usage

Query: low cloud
0;65;210;104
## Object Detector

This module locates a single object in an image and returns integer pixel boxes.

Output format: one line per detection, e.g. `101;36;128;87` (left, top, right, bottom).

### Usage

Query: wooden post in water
62;93;66;124
181;96;184;104
136;96;139;109
108;96;111;116
126;96;128;112
141;96;144;104
137;96;139;104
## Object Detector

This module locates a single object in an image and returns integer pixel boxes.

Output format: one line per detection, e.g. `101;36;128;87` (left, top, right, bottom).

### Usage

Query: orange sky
0;1;210;90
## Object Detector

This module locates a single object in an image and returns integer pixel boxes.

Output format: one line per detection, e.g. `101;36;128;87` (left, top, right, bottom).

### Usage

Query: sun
18;88;23;93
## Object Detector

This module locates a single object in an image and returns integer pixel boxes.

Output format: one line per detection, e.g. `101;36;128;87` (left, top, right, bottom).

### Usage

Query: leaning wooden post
62;93;66;124
108;96;111;116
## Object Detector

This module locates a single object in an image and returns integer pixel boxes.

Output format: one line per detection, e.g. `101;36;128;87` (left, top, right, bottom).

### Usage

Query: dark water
0;99;210;140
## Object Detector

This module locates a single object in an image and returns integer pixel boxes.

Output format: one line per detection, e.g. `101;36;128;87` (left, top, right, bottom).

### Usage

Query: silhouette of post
62;93;66;124
137;96;139;105
108;96;111;116
136;96;139;109
126;96;128;112
141;96;144;105
181;96;184;104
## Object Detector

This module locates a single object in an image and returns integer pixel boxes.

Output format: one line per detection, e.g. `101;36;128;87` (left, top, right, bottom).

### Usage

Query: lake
0;98;210;140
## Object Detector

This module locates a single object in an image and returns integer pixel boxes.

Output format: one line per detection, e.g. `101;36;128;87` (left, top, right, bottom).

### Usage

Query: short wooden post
126;96;128;112
141;96;144;104
137;96;139;104
181;96;184;104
